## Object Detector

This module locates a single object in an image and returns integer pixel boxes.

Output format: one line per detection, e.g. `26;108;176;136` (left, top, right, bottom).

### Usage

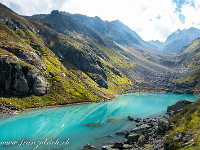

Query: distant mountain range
149;27;200;52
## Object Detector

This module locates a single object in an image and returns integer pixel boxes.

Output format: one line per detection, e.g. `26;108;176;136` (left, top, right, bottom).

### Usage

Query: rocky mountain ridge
149;27;200;53
0;3;200;111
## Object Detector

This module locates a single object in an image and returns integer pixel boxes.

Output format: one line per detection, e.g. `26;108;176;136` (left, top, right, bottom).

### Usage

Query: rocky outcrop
0;14;26;31
167;99;193;114
55;43;108;88
0;55;47;96
0;103;20;115
0;46;46;71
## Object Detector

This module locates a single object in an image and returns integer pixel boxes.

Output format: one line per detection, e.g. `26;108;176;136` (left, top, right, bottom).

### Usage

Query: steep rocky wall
0;55;47;96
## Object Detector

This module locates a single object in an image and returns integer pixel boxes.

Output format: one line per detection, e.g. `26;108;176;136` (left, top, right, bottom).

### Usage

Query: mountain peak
0;3;13;12
113;19;122;23
175;29;181;34
50;10;62;17
94;16;101;20
151;27;200;52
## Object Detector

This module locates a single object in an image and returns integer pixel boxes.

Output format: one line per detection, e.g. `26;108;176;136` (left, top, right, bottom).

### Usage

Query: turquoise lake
0;93;200;150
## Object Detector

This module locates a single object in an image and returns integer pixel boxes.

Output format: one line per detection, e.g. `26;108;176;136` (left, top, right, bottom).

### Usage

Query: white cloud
180;1;200;29
1;0;200;42
0;0;65;15
60;0;183;42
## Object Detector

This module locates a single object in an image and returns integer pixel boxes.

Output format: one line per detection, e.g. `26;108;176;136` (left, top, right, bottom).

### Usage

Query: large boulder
157;118;170;134
131;124;151;135
167;99;193;114
0;55;47;96
127;133;140;143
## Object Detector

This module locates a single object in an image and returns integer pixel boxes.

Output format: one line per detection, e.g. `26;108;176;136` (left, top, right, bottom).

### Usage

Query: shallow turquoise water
0;93;199;150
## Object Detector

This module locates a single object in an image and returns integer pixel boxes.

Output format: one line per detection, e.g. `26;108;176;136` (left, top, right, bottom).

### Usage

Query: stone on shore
82;144;97;150
131;124;151;134
167;99;193;114
126;116;134;121
127;133;140;143
157;118;170;134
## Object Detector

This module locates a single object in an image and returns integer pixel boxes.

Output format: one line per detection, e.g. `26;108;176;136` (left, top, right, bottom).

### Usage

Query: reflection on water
0;93;199;150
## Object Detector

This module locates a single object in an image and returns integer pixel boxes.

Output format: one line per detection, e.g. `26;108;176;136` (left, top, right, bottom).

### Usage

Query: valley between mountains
0;3;200;111
1;2;200;150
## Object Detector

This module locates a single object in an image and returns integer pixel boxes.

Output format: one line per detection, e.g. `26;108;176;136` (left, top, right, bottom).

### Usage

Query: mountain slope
1;3;199;111
0;4;135;109
29;10;176;91
171;38;200;94
164;99;200;149
32;11;142;47
59;12;143;45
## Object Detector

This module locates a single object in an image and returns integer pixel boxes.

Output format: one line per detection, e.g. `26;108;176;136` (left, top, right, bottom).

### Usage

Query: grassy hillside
0;4;134;109
164;99;200;149
1;3;199;111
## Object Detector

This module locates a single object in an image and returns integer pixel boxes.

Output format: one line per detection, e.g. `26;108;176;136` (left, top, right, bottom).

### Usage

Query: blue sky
0;0;200;42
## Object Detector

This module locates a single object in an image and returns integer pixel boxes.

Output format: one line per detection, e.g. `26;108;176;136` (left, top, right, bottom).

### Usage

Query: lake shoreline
0;91;197;117
0;97;116;117
0;94;199;150
101;99;194;150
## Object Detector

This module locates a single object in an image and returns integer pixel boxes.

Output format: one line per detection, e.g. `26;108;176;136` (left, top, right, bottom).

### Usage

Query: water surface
0;93;199;150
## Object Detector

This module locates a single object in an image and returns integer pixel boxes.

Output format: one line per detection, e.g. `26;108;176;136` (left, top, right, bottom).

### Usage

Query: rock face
56;43;108;88
167;99;193;114
0;55;47;96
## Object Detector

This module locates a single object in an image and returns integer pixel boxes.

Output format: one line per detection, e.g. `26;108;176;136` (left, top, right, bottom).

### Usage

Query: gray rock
132;124;151;134
0;46;46;71
82;144;97;150
0;55;47;96
167;99;193;114
101;145;113;150
127;133;140;143
157;118;170;134
134;118;142;122
138;135;146;145
32;74;47;96
113;142;123;149
126;116;134;121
